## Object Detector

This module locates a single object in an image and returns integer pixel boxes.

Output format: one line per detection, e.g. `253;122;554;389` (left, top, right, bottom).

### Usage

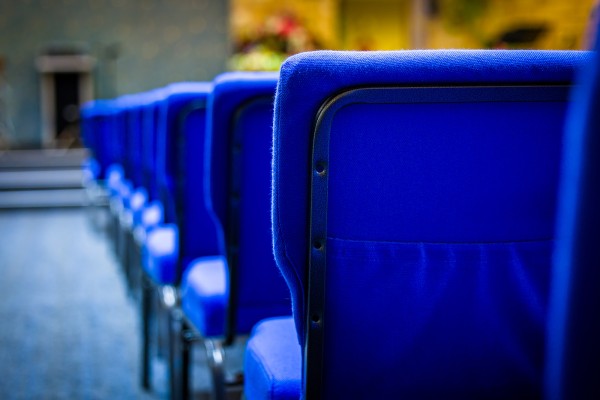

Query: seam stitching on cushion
326;236;555;245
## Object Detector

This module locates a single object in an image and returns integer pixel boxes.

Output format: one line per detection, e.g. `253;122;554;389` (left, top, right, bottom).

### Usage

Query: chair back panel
128;103;144;187
270;50;592;398
204;72;290;336
181;106;221;270
271;51;591;349
327;96;565;242
156;82;211;225
319;88;565;397
236;98;291;331
143;98;163;201
546;27;600;400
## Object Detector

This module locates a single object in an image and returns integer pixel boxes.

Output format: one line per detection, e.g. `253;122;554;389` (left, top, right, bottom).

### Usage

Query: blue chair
110;92;159;293
120;90;179;299
545;31;600;400
136;88;169;238
140;82;213;391
172;72;291;400
120;95;152;292
106;94;138;263
244;50;590;399
127;89;170;300
80;99;114;229
100;97;130;256
81;99;111;184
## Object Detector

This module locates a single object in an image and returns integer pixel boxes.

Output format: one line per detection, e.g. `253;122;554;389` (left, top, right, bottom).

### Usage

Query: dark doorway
37;49;94;148
53;72;80;143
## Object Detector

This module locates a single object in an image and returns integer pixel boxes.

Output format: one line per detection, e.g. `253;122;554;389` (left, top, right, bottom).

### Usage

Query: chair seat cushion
180;256;227;337
106;164;123;197
128;188;148;227
82;157;100;184
244;316;301;400
181;256;292;337
142;224;178;284
140;200;163;230
133;201;164;245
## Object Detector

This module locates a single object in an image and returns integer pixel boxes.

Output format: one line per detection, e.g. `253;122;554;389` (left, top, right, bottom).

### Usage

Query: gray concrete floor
0;209;158;399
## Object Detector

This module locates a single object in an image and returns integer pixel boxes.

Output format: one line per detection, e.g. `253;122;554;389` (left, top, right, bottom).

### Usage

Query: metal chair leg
169;308;192;400
141;279;152;390
129;236;142;302
110;208;119;256
205;339;226;400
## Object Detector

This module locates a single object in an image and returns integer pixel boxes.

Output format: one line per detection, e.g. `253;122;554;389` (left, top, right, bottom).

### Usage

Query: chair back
205;72;291;341
141;89;166;202
271;50;591;398
81;99;112;179
545;30;600;400
155;82;215;281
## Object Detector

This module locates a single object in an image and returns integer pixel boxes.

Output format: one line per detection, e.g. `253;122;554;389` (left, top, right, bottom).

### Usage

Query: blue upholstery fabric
141;89;166;202
156;82;212;226
143;82;217;285
116;179;133;210
181;72;290;337
100;98;130;194
81;99;114;180
106;164;124;197
268;50;591;398
81;157;100;184
143;224;178;285
126;99;145;188
139;200;163;231
545;32;600;400
179;103;221;267
180;256;227;337
244;317;301;400
205;72;280;233
120;94;150;225
115;94;138;184
271;50;591;346
129;188;148;227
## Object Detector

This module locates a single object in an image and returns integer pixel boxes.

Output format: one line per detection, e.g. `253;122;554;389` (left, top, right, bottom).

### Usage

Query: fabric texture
128;188;148;227
145;82;216;284
545;28;600;400
268;50;591;398
321;238;550;398
105;164;124;197
141;89;167;202
81;99;116;179
156;82;212;226
180;256;227;337
271;50;592;346
142;224;178;285
244;317;301;400
184;71;291;337
139;200;163;231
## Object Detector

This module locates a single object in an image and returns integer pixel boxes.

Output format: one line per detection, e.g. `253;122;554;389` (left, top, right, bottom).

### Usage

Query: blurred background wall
0;0;595;149
0;0;229;149
231;0;595;54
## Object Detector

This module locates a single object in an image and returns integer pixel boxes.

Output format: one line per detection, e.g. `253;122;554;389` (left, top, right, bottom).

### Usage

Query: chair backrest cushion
156;82;212;225
271;50;591;397
205;72;291;333
546;28;600;400
142;89;166;202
